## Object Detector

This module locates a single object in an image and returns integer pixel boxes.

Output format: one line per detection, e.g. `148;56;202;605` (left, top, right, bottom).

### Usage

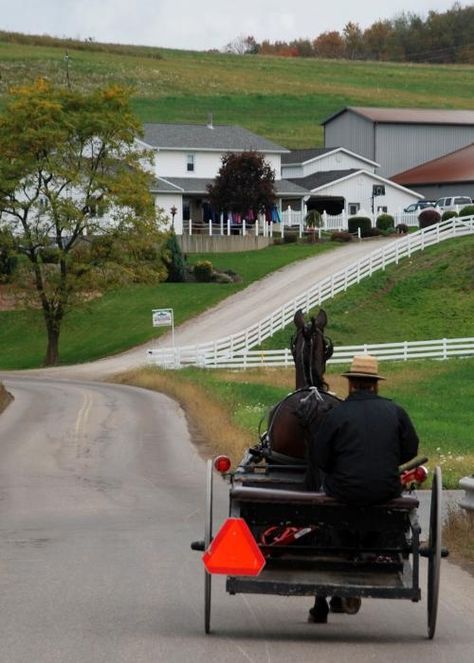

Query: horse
254;308;342;466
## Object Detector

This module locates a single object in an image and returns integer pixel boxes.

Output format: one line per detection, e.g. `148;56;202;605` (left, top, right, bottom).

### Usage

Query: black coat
306;390;419;505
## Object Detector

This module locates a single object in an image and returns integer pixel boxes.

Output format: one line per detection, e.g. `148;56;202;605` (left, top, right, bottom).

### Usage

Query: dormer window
186;154;195;172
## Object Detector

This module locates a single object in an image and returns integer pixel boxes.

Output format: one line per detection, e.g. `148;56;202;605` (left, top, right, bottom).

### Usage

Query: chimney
207;113;214;129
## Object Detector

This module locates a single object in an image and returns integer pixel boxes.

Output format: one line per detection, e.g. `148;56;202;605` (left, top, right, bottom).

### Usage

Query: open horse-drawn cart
191;453;447;639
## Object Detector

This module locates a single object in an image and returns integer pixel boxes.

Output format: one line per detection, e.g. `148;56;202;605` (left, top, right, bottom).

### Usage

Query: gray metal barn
322;107;474;178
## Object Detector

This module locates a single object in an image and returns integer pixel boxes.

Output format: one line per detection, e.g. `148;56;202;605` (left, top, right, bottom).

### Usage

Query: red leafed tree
207;151;276;216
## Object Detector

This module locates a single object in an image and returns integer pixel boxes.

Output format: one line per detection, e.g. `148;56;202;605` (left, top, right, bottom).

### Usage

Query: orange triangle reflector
202;518;266;576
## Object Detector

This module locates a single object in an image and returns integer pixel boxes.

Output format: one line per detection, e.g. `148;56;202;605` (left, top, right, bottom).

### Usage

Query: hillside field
1;36;474;146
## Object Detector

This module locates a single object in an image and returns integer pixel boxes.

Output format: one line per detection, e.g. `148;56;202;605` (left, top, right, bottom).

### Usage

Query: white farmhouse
137;121;308;234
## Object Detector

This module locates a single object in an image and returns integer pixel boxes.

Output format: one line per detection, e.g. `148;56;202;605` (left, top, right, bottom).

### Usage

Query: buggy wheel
427;465;442;639
204;459;214;634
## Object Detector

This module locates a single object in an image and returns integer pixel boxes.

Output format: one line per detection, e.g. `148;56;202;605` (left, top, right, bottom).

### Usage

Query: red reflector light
414;466;428;483
202;518;266;576
214;455;231;473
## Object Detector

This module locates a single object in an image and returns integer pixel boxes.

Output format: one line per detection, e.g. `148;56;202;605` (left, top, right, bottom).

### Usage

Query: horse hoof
308;608;328;624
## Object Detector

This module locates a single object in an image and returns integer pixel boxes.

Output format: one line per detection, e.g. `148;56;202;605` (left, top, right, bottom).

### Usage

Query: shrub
418;208;441;229
0;229;17;279
163;231;186;283
348;216;372;237
442;210;458;221
376;213;395;231
396;223;409;234
283;232;298;243
459;204;474;217
305;209;322;228
330;231;353;242
193;260;214;282
368;227;384;237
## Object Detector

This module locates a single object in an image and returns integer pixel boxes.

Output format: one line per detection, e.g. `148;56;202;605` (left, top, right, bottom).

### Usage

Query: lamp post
170;205;177;230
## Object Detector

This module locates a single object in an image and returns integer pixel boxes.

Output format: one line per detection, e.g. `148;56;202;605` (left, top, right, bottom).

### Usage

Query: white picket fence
148;337;474;369
147;216;474;369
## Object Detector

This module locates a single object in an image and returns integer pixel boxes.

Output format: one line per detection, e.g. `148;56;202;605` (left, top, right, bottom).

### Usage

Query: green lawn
0;241;334;368
261;235;474;348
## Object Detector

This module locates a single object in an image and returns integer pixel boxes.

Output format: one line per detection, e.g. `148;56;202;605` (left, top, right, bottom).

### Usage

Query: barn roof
391;143;474;185
322;107;474;126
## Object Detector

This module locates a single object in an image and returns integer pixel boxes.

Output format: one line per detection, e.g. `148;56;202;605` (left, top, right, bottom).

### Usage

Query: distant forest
224;3;474;64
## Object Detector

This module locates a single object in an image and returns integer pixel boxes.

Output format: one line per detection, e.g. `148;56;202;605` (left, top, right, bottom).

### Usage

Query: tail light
214;455;231;474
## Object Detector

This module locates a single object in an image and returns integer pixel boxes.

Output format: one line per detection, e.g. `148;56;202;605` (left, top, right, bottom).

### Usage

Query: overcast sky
0;1;461;51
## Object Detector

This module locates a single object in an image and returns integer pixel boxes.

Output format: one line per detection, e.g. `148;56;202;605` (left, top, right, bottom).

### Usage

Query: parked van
434;195;472;211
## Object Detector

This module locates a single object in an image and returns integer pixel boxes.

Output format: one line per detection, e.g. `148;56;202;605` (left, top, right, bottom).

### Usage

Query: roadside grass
1;40;474;146
0;241;334;369
0;382;12;413
114;356;474;488
261;235;474;348
443;508;474;569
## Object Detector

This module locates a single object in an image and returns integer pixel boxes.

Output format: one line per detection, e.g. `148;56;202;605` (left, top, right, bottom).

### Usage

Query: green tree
163;230;186;282
343;22;364;60
207;151;276;217
0;79;166;366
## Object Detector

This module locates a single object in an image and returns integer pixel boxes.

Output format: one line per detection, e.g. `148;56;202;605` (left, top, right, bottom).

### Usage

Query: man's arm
397;406;419;464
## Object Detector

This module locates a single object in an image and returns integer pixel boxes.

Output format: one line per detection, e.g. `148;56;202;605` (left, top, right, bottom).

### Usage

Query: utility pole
64;51;71;89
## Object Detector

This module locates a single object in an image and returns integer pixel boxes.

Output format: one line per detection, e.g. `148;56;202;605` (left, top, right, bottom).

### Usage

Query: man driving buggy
305;354;420;623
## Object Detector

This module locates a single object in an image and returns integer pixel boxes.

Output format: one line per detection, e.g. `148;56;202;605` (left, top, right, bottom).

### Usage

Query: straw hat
341;354;385;380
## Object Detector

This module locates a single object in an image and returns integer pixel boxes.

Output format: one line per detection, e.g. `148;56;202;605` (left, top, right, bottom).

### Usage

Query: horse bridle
291;325;334;388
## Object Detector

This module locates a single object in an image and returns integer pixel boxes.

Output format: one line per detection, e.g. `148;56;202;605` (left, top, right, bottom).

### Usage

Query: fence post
227;216;230;236
281;219;285;239
255;218;259;236
209;219;212;236
243;219;246;236
189;218;193;236
220;212;224;236
322;210;328;230
443;338;448;360
299;213;303;239
358;227;361;240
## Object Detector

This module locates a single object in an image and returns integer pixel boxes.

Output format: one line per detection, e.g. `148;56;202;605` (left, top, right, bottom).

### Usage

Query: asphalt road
0;375;473;663
1;237;473;661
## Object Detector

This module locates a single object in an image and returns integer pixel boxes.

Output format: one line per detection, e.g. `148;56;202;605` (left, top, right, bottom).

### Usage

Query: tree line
224;3;474;64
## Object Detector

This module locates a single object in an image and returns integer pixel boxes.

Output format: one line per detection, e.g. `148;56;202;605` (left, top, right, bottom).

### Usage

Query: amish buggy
191;309;448;639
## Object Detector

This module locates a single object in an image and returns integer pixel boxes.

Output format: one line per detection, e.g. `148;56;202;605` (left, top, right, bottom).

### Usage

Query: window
348;203;360;216
186;154;195;172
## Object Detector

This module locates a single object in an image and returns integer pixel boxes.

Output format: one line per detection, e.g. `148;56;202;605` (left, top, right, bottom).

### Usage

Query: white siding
154;194;183;234
313;172;419;214
154;150;282;179
282;152;376;179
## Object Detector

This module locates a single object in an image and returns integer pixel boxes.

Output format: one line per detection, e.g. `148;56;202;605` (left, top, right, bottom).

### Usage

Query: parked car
403;200;436;213
434;195;472;211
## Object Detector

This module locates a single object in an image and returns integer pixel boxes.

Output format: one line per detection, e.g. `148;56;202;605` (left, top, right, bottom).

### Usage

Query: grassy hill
1;33;474;146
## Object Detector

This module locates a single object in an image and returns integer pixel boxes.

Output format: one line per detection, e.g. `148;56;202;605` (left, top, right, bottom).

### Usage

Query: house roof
288;169;360;190
282;146;379;168
152;177;308;197
322;106;474;127
391;142;474;185
142;123;289;153
281;148;333;164
288;169;421;198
